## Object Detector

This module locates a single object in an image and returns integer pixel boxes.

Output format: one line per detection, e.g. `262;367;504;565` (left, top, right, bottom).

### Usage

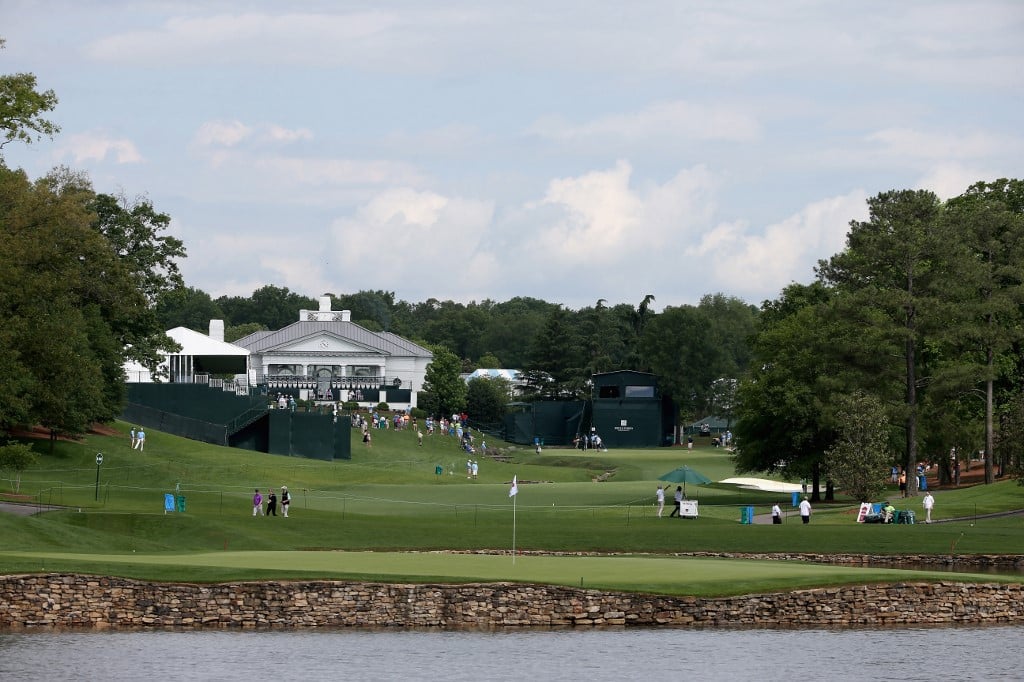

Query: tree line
734;184;1024;499
155;286;759;420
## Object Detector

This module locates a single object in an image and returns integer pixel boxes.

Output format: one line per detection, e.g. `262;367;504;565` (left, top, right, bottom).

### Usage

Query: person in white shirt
656;485;668;517
922;492;935;523
799;497;812;524
771;502;783;524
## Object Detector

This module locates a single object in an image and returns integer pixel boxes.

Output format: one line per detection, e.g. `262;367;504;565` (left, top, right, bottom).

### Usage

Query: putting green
3;550;1010;597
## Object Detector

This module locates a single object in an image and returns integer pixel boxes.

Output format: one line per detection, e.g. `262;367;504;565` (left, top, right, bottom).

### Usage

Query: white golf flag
509;475;518;497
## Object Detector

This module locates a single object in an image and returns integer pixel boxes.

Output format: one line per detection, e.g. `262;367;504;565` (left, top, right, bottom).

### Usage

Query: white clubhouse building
127;296;432;410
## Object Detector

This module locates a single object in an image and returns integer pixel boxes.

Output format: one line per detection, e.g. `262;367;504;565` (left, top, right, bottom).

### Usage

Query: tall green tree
733;282;839;500
465;377;510;425
697;293;759;378
576;299;631;377
217;286;316;330
639;305;716;418
0;325;32;433
943;179;1024;483
996;392;1024;486
818;189;947;497
90;192;185;304
225;322;268;343
154;286;224;332
419;346;467;418
524;307;584;399
0;39;59;154
477;297;556;368
332;290;396;331
0;168;129;438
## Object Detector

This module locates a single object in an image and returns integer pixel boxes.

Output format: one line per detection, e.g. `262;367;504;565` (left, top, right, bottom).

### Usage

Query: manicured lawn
1;422;1021;593
2;550;1016;597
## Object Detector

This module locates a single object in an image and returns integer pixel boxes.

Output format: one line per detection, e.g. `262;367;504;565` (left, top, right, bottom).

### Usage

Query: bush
342;401;360;412
376;402;390;412
410;407;427;420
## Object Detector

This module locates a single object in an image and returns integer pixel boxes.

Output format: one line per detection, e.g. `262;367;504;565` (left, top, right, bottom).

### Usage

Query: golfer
656;485;668;518
771;502;783;524
799;496;811;524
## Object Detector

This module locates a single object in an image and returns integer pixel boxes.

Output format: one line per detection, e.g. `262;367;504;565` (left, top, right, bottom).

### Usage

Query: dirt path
0;502;64;516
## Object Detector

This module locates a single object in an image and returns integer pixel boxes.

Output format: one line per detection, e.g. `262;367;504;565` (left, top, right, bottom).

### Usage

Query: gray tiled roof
234;321;433;358
234;330;274;346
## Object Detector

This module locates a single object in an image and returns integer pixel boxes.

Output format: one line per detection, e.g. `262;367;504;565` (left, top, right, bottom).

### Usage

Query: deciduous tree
824;391;893;502
0;39;59;154
0;441;37;493
733;282;838;501
154;286;224;332
466;377;510;425
419;346;467;417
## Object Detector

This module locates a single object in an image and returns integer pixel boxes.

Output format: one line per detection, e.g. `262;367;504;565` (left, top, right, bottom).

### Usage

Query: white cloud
193;120;253;148
865;128;1016;162
914;163;998;200
9;0;1015;310
381;124;490;156
532;161;642;258
86;11;401;67
58;132;143;164
328;188;495;296
521;161;719;268
710;191;869;299
256;157;426;188
192;120;312;148
530;100;761;143
266;125;313;143
494;164;867;307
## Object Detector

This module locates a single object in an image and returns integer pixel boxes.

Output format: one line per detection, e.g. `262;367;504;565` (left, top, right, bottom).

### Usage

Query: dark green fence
121;402;228;445
123;383;351;460
502;401;586;446
268;411;350;460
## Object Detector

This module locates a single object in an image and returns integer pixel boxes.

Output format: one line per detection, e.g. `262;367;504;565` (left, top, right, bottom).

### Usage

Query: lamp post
94;452;103;501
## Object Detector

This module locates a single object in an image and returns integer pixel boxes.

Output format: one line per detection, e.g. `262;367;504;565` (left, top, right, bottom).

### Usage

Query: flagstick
509;474;519;565
512;493;517;565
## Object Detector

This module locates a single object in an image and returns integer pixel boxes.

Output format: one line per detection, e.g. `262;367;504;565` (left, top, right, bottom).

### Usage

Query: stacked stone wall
1;575;1021;630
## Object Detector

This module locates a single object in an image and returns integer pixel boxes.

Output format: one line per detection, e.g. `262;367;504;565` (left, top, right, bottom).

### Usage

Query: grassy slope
0;421;1021;594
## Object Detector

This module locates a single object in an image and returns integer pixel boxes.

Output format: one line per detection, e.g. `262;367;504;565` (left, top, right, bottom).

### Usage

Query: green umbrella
658;465;712;497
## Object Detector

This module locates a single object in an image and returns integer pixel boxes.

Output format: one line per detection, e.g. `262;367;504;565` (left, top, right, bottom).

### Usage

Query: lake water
1;626;1020;681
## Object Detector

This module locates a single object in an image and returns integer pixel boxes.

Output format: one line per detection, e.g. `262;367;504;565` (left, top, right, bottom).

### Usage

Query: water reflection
0;626;1021;682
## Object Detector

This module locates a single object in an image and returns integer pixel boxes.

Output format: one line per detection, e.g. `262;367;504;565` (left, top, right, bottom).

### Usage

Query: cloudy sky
3;1;1022;310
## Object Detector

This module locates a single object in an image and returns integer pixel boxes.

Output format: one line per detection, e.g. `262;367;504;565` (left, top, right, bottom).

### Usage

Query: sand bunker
719;477;804;493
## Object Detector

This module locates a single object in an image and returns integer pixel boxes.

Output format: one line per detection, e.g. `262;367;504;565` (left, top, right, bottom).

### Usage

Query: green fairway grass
0;421;1021;593
1;550;1015;597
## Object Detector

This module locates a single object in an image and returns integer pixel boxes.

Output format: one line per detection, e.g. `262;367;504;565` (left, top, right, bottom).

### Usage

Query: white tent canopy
124;326;249;382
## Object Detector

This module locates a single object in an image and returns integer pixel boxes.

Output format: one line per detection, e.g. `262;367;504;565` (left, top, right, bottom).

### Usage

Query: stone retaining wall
1;575;1022;630
677;552;1024;569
